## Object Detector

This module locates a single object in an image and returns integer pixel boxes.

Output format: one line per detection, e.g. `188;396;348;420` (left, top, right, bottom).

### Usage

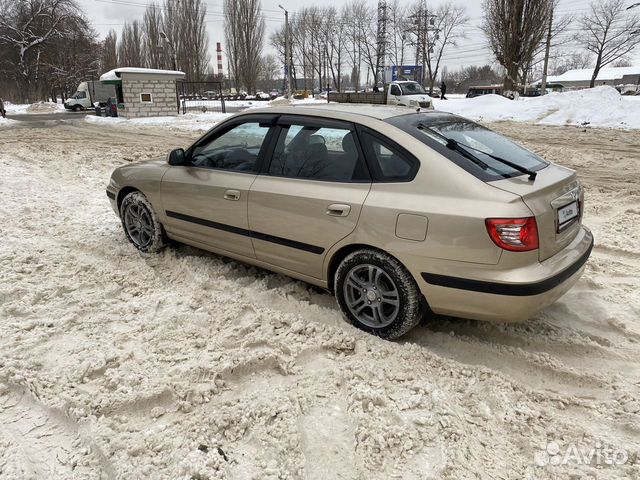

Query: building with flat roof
100;68;185;118
534;66;640;91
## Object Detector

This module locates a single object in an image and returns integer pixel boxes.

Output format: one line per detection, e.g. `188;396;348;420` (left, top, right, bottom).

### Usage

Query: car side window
390;85;401;96
190;122;270;172
268;124;369;182
360;131;418;182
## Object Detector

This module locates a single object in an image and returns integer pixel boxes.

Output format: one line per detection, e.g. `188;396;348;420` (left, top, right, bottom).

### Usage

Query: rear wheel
335;249;424;339
120;191;165;253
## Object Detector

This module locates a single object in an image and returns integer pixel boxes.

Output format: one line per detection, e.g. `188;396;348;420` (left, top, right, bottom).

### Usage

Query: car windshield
387;114;548;181
399;83;426;95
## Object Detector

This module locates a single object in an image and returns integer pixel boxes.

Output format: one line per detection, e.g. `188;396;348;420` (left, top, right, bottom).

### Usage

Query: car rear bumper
415;226;593;322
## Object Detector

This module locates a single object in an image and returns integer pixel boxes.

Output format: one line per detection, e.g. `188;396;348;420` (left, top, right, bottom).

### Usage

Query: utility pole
408;4;437;86
540;4;554;95
279;5;292;99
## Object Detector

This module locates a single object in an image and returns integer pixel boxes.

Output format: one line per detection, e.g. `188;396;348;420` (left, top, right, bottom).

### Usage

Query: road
6;111;90;122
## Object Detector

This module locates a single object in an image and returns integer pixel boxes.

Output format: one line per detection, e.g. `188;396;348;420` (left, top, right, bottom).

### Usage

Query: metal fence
177;81;226;114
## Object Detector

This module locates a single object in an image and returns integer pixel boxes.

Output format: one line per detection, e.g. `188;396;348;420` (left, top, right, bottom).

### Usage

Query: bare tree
548;51;592;76
176;0;209;81
483;0;553;94
224;0;264;93
421;2;469;94
579;0;640;87
387;0;408;71
143;3;164;69
101;29;118;72
524;2;573;90
118;20;144;67
0;0;83;101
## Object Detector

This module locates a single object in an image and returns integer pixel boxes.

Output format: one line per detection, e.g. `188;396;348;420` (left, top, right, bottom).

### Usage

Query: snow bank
434;86;640;129
4;101;65;115
26;101;62;113
85;112;231;132
0;117;16;127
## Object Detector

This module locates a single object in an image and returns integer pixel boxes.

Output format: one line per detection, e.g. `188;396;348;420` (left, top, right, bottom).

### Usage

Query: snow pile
86;112;231;132
0;117;16;127
434;86;640;129
25;101;61;113
3;101;65;114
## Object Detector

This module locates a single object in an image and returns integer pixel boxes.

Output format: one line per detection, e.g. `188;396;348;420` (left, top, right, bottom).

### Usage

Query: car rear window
386;114;548;181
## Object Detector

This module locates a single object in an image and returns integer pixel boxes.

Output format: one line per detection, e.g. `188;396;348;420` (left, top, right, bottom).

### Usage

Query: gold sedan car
107;105;593;339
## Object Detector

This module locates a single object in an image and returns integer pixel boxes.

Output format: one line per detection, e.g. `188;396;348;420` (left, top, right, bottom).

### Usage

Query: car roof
242;103;453;122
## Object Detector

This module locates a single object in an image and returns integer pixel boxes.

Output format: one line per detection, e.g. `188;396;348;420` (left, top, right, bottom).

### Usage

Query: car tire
335;249;424;339
120;191;166;253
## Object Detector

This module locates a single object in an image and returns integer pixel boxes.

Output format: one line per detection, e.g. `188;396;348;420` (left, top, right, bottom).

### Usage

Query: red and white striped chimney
216;42;223;77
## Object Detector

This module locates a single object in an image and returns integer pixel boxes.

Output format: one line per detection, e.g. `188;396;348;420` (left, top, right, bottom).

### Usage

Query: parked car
466;85;503;98
107;105;593;339
329;81;434;109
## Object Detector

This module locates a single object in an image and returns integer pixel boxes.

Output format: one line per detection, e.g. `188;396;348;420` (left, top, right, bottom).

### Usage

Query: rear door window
268;123;369;182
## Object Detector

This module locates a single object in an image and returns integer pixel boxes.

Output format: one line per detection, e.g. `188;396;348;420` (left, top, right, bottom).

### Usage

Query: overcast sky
82;0;640;76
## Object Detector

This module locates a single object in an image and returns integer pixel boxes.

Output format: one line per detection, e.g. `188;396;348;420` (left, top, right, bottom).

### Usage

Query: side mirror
168;148;186;166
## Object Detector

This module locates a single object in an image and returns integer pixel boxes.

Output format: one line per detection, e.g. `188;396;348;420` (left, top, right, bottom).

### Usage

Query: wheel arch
327;243;394;294
116;186;140;214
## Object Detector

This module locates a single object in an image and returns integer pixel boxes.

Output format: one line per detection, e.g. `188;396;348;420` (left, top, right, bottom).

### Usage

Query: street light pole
159;31;177;71
279;5;292;100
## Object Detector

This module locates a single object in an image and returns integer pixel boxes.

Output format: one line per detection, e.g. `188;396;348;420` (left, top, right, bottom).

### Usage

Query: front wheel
120;191;166;253
335;249;424;339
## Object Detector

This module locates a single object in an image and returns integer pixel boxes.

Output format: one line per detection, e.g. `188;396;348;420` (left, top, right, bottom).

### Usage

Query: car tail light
485;217;539;251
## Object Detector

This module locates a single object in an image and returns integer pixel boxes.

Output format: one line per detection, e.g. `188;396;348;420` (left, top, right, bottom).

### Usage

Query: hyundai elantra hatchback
107;104;593;339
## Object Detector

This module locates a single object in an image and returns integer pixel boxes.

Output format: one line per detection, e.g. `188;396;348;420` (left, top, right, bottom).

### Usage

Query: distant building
534;66;640;91
100;67;185;119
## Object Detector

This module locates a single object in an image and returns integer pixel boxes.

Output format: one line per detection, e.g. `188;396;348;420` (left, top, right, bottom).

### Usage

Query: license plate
557;201;579;229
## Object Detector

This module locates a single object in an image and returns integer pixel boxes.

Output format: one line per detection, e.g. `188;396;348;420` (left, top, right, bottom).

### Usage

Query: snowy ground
1;114;639;480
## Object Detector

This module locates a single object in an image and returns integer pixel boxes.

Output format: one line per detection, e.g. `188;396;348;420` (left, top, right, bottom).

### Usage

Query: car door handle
326;203;351;217
224;189;240;201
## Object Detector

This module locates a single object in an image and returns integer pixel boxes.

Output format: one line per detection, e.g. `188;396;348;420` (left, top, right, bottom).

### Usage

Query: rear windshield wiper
418;124;537;181
417;123;490;171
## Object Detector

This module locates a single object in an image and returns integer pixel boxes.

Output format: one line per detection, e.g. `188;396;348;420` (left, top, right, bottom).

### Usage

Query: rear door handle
224;189;240;201
326;203;351;217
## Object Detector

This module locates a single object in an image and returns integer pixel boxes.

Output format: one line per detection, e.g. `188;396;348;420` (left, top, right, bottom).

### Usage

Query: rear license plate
557;201;579;231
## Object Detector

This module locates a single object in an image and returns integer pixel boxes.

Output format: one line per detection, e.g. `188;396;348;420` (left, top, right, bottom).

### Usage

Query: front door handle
326;203;351;217
224;189;240;201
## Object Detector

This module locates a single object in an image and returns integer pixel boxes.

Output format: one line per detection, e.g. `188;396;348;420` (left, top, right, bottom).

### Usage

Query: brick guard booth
99;68;186;119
